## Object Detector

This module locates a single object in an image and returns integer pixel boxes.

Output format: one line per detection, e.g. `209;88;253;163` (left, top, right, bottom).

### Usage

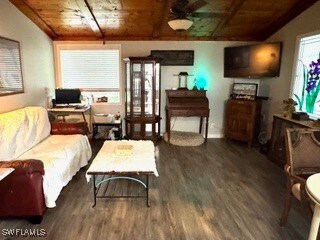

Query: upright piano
165;90;210;143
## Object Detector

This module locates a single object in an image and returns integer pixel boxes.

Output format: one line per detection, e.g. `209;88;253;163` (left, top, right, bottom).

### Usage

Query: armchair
0;160;45;224
280;128;320;226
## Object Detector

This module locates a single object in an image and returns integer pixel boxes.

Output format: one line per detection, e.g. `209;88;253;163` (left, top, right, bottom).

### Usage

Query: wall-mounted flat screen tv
224;42;282;78
55;88;81;105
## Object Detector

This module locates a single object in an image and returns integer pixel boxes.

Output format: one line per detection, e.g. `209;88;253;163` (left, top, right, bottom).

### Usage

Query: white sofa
0;106;92;208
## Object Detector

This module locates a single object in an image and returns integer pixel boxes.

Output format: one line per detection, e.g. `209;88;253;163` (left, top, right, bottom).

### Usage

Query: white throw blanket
0;107;50;161
18;134;91;208
86;140;158;182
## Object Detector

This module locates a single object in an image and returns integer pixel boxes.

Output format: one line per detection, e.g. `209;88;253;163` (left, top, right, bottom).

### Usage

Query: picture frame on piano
231;83;258;101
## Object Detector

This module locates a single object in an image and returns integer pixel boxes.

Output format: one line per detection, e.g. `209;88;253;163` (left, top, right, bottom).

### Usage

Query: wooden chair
280;128;320;226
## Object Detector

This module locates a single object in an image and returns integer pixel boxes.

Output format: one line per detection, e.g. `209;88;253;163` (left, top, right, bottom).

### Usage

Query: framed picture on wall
150;50;194;66
0;36;24;96
231;83;258;101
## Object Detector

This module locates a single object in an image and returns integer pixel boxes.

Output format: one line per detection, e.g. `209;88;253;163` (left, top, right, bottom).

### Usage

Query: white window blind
0;48;23;91
60;49;120;90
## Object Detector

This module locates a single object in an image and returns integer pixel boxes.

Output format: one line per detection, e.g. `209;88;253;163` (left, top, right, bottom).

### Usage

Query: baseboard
160;132;224;139
208;133;224;138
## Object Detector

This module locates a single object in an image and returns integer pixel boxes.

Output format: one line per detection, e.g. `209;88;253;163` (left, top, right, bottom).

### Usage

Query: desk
0;168;14;181
165;90;210;143
306;173;320;240
48;106;90;122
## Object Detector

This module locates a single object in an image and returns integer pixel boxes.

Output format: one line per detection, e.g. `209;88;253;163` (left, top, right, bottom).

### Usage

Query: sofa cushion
18;134;92;208
0;106;50;161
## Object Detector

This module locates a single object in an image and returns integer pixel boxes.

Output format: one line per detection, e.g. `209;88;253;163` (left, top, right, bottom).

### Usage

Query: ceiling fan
168;0;208;31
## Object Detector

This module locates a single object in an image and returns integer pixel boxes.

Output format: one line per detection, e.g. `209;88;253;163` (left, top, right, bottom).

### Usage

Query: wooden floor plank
0;139;311;239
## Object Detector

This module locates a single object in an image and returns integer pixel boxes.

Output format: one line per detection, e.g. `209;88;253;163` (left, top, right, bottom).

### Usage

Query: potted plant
283;98;298;118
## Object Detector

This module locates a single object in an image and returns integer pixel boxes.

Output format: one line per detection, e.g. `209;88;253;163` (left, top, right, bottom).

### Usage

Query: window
291;32;320;119
54;43;121;103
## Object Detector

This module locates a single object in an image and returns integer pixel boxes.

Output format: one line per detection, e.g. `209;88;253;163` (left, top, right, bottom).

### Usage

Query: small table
86;140;158;207
0;168;14;181
92;120;122;140
306;173;320;240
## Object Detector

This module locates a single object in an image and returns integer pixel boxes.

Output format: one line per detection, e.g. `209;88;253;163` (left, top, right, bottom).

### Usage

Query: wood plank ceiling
9;0;318;41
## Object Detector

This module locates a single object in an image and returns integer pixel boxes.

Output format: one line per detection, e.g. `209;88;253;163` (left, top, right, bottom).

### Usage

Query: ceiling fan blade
171;0;189;12
190;12;224;18
184;0;207;13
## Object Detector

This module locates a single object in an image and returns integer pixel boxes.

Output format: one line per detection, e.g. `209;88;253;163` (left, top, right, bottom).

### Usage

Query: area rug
163;131;205;146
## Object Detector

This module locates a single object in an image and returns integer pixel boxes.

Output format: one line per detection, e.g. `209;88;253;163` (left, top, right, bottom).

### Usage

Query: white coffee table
86;140;158;207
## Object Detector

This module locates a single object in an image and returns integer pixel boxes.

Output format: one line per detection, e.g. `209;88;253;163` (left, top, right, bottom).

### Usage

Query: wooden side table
225;99;262;147
306;173;320;240
267;114;319;167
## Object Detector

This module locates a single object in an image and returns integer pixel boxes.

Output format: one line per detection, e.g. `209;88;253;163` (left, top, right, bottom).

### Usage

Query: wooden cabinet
225;99;262;147
124;57;161;141
267;115;317;167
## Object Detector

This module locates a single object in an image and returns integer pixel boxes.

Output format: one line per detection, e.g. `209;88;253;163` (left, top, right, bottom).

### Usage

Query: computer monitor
55;88;81;105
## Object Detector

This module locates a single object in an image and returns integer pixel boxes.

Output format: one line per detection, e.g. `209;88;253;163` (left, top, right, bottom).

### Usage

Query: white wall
86;41;251;137
0;1;55;113
262;1;320;137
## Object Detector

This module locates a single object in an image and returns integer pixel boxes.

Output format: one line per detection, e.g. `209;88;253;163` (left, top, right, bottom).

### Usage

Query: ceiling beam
211;0;246;37
260;0;319;40
9;0;58;39
152;0;169;38
75;0;104;38
55;35;258;42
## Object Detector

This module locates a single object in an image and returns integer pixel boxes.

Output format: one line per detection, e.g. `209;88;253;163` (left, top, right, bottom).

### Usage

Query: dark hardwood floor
0;139;311;240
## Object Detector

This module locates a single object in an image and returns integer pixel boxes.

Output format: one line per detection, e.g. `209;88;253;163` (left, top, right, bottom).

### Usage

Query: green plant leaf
293;94;302;110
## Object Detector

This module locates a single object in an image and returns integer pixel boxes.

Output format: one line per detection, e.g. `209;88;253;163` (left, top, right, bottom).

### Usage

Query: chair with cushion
280;128;320;226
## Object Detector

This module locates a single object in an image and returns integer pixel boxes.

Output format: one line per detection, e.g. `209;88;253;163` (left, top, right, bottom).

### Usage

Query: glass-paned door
144;62;154;116
132;63;142;116
155;63;160;116
125;62;131;115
